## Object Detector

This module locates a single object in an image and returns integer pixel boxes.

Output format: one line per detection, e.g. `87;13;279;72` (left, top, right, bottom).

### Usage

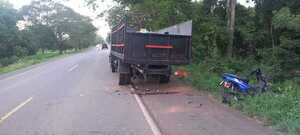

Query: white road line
0;97;33;124
3;69;33;81
130;87;163;135
68;64;78;72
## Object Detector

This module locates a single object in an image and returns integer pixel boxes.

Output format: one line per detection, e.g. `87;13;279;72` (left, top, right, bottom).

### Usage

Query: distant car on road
102;43;108;50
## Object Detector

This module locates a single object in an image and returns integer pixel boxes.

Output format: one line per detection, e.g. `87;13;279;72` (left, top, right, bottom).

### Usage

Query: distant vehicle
219;68;268;103
109;19;192;85
96;44;101;51
102;43;108;50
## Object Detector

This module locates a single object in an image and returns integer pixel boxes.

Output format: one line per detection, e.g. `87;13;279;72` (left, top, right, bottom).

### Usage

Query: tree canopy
98;0;300;78
0;0;102;66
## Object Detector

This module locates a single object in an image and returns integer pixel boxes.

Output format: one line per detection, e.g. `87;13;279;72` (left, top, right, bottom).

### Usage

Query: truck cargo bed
110;20;192;65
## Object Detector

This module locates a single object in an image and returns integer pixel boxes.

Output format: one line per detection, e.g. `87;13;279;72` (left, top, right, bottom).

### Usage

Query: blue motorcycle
219;68;268;103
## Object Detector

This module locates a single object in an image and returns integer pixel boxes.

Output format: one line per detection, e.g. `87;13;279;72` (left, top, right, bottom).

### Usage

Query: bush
0;56;19;67
181;63;221;96
234;81;300;135
14;46;29;57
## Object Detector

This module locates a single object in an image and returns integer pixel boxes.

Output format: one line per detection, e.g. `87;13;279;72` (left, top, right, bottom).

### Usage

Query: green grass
180;63;300;135
178;64;222;96
0;50;74;75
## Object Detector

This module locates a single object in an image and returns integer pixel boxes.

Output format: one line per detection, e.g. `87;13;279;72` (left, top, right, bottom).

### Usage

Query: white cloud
9;0;113;39
9;0;32;9
63;0;115;39
238;0;255;7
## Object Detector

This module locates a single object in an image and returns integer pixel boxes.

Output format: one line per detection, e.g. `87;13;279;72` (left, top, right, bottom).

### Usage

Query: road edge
130;86;163;135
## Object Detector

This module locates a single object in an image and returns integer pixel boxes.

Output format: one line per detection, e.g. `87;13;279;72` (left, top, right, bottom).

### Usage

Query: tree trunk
269;20;275;56
59;44;63;54
57;32;63;54
227;0;236;58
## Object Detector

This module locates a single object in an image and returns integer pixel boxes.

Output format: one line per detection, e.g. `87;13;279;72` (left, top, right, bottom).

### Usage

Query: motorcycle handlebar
248;68;267;82
249;68;268;91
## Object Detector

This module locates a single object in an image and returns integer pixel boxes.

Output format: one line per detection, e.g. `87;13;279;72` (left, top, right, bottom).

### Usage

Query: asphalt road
0;48;279;135
0;48;152;135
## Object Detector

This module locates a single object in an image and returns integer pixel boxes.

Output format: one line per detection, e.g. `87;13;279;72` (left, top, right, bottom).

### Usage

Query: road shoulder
139;79;280;135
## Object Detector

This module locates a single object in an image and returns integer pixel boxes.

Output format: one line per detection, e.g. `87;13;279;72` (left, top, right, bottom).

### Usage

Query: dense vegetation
102;0;300;79
86;0;300;134
0;0;103;67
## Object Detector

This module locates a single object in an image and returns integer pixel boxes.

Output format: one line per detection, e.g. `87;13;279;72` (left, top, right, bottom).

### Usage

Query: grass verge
0;50;76;75
179;63;300;135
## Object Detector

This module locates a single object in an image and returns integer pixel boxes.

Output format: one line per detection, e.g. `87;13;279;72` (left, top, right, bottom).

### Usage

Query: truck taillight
145;44;173;49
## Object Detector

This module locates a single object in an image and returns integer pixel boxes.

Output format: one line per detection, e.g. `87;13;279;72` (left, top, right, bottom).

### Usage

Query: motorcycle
219;68;268;103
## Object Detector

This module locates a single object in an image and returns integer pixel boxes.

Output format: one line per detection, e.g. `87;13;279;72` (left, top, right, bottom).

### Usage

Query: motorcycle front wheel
221;87;235;104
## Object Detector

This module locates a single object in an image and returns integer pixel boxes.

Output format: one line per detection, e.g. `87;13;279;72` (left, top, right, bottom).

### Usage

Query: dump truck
109;20;192;85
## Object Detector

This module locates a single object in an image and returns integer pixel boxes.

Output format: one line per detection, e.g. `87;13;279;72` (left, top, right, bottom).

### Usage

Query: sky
9;0;115;39
8;0;254;39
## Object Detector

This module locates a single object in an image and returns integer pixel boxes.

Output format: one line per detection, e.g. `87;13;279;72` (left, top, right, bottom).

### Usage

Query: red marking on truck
112;44;125;47
145;45;173;49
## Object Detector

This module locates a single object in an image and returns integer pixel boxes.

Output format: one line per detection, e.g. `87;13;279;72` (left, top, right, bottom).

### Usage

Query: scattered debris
130;81;179;95
114;90;120;93
113;90;123;95
195;103;203;108
132;90;179;95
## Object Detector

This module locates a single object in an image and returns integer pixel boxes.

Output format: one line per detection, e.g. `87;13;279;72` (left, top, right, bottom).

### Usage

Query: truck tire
111;65;117;73
109;55;117;73
119;73;131;85
159;75;170;83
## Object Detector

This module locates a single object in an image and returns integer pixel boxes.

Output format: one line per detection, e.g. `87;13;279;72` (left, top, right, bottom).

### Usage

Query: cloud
238;0;255;7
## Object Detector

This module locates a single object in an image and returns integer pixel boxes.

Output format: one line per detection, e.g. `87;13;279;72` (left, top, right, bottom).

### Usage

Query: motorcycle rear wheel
221;87;234;103
221;87;244;104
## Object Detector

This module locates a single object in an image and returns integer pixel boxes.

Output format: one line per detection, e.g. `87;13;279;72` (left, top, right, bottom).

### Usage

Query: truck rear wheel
159;75;170;83
119;73;131;85
109;55;117;73
111;65;117;73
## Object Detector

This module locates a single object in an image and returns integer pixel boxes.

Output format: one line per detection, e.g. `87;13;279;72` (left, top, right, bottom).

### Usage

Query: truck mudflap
117;60;130;74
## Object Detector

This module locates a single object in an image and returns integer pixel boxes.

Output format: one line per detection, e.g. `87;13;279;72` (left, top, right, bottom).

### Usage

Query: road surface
0;48;279;135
